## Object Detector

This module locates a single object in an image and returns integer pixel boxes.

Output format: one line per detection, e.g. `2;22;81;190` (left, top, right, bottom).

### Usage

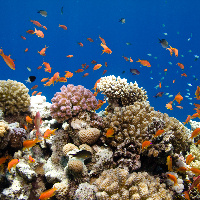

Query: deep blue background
0;0;200;127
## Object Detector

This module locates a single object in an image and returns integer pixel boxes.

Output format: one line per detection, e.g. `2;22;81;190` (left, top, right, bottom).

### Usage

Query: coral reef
50;84;98;122
0;79;30;116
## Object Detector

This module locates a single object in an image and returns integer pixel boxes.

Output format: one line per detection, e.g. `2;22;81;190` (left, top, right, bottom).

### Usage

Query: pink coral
50;84;98;122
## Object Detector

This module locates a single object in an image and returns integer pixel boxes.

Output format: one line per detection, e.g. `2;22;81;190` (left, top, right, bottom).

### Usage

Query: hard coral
0;121;9;137
50;84;98;123
0;79;30;116
97;75;148;108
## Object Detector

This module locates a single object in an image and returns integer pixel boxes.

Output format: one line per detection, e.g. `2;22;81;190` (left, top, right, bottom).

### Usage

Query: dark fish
194;58;198;61
61;6;64;15
25;76;36;83
69;150;92;160
119;18;125;24
153;92;164;98
159;39;168;48
130;69;140;75
122;71;125;74
37;10;47;17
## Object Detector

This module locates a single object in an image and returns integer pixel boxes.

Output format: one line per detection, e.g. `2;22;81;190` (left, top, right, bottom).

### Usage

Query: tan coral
63;143;79;155
79;144;93;153
78;128;100;145
68;159;83;174
0;79;30;115
0;121;9;137
53;180;69;200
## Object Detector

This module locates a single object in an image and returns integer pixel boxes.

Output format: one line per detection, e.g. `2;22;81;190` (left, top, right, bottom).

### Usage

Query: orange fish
159;82;161;88
43;80;52;87
166;103;173;110
32;91;37;96
195;86;200;100
195;140;200;146
28;155;35;163
41;78;49;82
166;156;173;171
21;124;27;130
164;69;167;72
24;48;28;52
30;20;42;27
191;112;200;119
153;130;164;138
43;26;47;30
57;77;67;82
37;66;42;70
75;69;84;73
81;63;86;68
183;191;190;200
31;85;38;90
43;129;57;139
34;28;44;38
38;45;48;56
177;167;187;173
21;35;26;40
194;103;200;109
87;38;94;42
176;106;183;109
23;137;41;150
142;141;152;151
136;59;151;67
102;70;107;75
91;60;97;64
174;92;183;104
93;64;102;71
64;71;73;78
43;61;51;73
122;56;129;61
181;73;187;77
190;128;200;139
106;128;114;138
26;29;35;34
36;92;42;95
59;24;67;30
85;65;89;70
78;42;83;47
0;49;15;70
92;78;101;92
95;99;106;110
0;155;10;166
39;188;57;200
105;62;108;67
177;63;184;70
190;167;200;175
66;55;73;58
167;45;178;57
99;35;106;45
166;46;173;56
8;159;19;172
101;43;112;54
183;115;191;125
167;174;178;185
26;116;33;124
186;154;195;165
52;72;60;84
173;79;176;83
82;73;89;77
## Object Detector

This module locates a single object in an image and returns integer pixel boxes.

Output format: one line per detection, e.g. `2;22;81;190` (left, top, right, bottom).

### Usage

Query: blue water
0;0;200;126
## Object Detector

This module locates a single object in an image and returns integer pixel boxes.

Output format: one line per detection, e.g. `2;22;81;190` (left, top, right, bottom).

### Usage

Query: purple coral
50;84;98;123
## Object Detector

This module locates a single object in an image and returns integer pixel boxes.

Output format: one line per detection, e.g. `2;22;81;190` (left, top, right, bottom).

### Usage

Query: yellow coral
0;121;9;137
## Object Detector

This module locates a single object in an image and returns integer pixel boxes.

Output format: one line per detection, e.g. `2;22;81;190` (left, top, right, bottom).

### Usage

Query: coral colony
0;75;200;199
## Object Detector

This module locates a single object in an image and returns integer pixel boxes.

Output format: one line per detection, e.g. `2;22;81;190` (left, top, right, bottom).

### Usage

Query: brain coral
97;75;148;107
50;84;98;123
0;79;30;115
93;168;173;200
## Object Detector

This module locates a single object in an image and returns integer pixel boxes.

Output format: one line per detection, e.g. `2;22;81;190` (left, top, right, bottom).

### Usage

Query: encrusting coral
50;84;98;122
0;79;30;116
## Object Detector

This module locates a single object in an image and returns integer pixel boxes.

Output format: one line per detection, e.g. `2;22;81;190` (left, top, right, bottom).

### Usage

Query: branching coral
50;84;98;123
0;79;30;116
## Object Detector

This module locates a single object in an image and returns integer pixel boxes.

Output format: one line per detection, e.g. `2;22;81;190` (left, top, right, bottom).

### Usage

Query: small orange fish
41;78;49;82
142;141;152;151
0;49;15;70
166;103;173;110
183;115;191;125
39;188;57;200
183;191;190;200
191;112;200;119
167;45;178;57
190;128;200;139
106;128;114;138
85;65;89;70
23;137;42;150
37;66;42;70
159;82;161;88
36;92;42;95
7;159;19;172
32;91;37;96
129;57;133;62
30;20;42;27
64;71;73;78
38;45;48;56
43;129;57;139
0;155;10;166
78;42;83;47
34;28;44;38
164;69;167;72
173;79;176;83
81;63;86;68
87;38;94;42
105;62;108;67
43;26;47;30
31;85;38;90
26;116;33;124
24;48;28;52
21;124;27;130
28;155;35;163
43;61;51;73
136;59;151;67
195;86;200;100
122;56;129;61
181;73;187;77
177;63;184;70
166;156;173;171
82;73;89;77
177;167;187;173
189;167;200;175
92;78;101;92
75;69;84;73
102;70;107;75
167;174;178;185
153;130;164;138
43;80;52;87
57;77;67;82
174;92;183;104
91;60;97;64
93;64;102;71
101;43;112;54
99;35;106;45
59;24;67;30
66;55;73;58
195;140;200;146
186;154;195;165
21;35;26;40
26;30;35;34
176;106;183;109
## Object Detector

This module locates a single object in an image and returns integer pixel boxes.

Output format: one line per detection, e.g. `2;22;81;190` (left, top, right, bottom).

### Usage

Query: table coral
0;79;30;116
50;84;98;123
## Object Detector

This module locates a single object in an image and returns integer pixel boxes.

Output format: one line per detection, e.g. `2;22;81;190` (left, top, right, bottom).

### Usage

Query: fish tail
136;58;140;62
